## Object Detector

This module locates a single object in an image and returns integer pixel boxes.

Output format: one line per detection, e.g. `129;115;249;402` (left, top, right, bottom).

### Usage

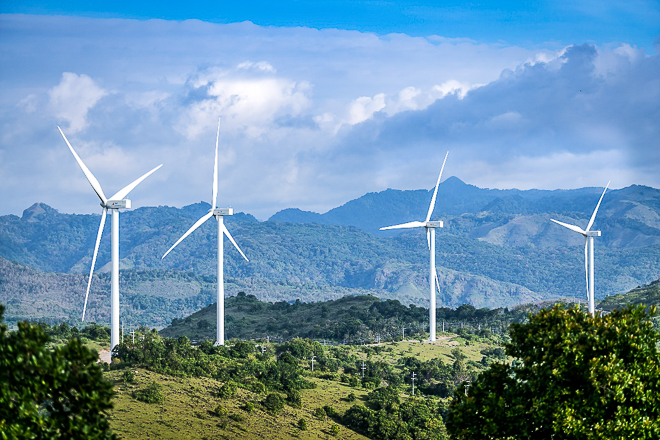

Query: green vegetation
133;381;165;404
4;184;660;329
162;292;525;343
447;304;660;439
599;277;660;311
0;304;116;439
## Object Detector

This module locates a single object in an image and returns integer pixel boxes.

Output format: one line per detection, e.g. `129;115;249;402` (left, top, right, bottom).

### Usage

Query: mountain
268;179;660;249
1;180;659;327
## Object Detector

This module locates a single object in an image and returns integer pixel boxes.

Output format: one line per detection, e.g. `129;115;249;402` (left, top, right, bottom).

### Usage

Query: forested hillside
1;180;659;327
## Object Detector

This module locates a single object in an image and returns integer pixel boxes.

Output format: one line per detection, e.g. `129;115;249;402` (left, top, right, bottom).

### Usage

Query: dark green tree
0;304;116;439
447;305;660;439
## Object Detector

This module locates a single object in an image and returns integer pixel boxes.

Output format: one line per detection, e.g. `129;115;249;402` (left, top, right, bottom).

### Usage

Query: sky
1;1;659;220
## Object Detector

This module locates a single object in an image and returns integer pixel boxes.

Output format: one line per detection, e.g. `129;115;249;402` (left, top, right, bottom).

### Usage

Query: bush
263;393;285;415
297;418;307;430
313;407;327;421
217;381;237;399
214;404;228;417
347;392;356;402
122;369;135;383
133;381;165;404
286;389;302;408
229;413;245;422
323;405;339;418
330;424;340;436
244;401;255;413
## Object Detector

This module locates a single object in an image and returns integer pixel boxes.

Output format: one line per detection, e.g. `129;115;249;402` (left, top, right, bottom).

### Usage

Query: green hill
598;277;660;311
160;292;529;343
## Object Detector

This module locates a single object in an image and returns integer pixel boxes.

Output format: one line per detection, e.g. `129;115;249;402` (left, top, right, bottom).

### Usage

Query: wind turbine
162;119;248;346
551;182;610;316
58;127;162;354
380;152;449;342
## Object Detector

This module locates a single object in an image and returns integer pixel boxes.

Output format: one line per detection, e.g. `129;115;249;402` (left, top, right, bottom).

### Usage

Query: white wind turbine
380;152;449;342
59;127;162;354
162;120;248;346
551;181;610;316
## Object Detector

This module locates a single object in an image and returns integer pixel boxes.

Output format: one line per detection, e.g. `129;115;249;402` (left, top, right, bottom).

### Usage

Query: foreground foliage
0;304;116;439
447;304;660;439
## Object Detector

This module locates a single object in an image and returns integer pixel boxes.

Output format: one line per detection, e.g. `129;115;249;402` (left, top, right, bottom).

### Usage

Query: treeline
163;293;529;343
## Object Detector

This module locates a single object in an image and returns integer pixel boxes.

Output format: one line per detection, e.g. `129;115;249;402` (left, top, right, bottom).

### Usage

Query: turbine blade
82;208;106;321
212;118;220;210
584;239;589;303
380;221;426;230
58;126;107;203
586;181;610;232
161;211;214;259
550;219;586;235
425;151;449;222
110;164;163;201
222;224;249;262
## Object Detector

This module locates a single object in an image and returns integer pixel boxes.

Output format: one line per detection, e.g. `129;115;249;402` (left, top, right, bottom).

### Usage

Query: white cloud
0;16;658;220
48;73;108;132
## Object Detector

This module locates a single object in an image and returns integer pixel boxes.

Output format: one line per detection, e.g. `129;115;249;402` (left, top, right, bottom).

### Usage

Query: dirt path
98;348;111;364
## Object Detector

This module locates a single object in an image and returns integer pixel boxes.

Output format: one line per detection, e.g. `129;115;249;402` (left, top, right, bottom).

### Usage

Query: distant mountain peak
22;203;58;222
442;176;467;187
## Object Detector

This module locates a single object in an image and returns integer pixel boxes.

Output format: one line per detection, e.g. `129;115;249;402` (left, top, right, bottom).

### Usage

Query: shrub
297;418;307;430
286;389;302;408
244;401;255;413
347;392;356;402
122;369;135;383
263;393;285;415
217;381;237;399
330;424;340;436
133;381;165;404
313;407;327;421
323;405;339;418
214;404;228;417
229;413;245;422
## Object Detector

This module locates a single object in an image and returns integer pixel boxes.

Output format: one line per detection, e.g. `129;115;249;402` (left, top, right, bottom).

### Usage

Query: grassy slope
104;339;491;439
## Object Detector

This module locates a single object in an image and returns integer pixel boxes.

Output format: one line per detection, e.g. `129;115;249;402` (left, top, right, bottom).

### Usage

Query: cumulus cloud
0;15;658;220
48;73;108;132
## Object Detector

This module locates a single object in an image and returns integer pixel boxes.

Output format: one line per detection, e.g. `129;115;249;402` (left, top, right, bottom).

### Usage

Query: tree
447;305;660;439
0;304;116;439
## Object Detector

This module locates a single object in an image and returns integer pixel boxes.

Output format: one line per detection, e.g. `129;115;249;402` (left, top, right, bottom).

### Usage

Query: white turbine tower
162;119;248;346
551;181;610;316
59;127;162;354
380;152;449;342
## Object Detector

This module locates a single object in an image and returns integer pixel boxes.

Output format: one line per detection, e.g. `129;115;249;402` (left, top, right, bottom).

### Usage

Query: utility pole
311;355;316;372
411;372;416;396
121;321;124;344
402;327;407;340
361;361;366;378
130;328;135;344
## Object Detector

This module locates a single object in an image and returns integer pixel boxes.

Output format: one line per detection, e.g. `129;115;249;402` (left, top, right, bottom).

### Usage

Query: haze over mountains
1;177;659;327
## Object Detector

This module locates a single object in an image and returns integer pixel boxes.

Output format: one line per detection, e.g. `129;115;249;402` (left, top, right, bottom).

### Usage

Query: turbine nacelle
585;230;601;237
426;221;443;229
213;208;233;216
104;199;131;209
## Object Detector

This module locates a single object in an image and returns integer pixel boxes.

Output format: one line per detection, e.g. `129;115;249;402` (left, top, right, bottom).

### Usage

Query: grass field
105;368;370;440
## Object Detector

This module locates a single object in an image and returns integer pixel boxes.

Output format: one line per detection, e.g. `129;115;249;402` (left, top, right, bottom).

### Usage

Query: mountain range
1;177;659;328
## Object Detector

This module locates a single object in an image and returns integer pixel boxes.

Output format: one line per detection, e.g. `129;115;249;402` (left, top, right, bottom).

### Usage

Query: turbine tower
380;152;449;342
59;127;162;354
551;181;610;316
162;119;248;346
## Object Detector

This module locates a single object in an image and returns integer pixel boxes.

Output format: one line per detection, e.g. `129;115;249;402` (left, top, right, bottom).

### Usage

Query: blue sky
1;2;659;219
